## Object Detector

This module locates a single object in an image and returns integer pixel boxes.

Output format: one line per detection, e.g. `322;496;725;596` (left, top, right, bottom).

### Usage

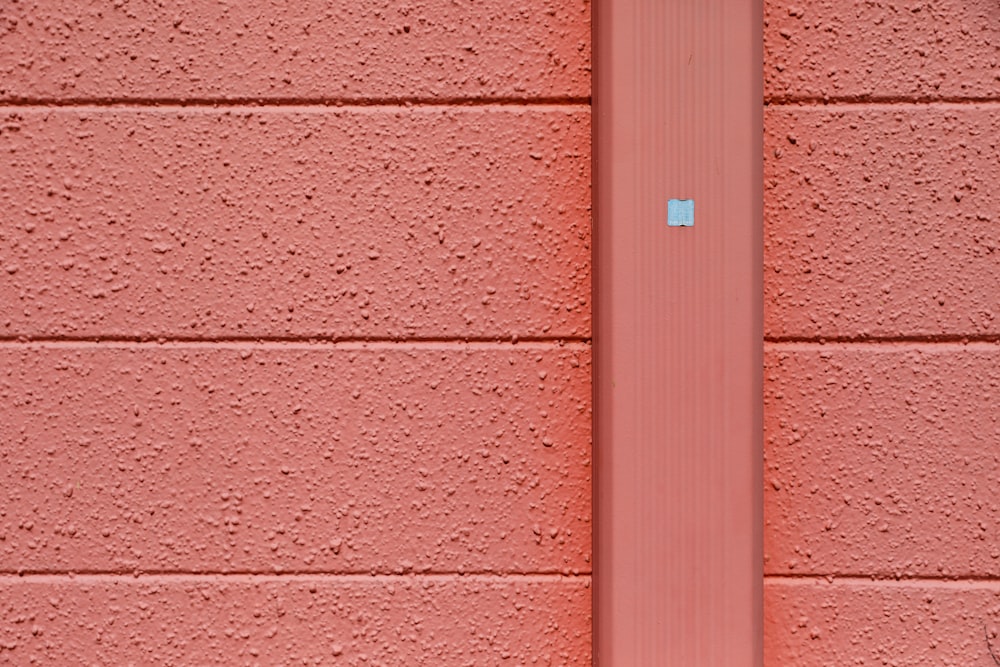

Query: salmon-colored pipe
593;0;763;663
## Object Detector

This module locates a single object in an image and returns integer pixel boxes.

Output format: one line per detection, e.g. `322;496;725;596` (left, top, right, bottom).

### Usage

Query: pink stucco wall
763;1;1000;664
0;2;592;664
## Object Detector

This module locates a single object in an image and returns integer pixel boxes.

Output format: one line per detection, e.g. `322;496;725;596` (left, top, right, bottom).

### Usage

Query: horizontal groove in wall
765;336;1000;349
0;97;592;111
765;97;1000;109
0;336;591;350
766;574;1000;590
0;572;591;583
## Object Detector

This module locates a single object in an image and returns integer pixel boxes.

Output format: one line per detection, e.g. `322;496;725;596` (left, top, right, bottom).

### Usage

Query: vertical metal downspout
593;1;763;663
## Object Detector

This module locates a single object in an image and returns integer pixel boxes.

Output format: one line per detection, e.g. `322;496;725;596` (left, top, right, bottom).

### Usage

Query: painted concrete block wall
763;1;1000;664
0;2;592;664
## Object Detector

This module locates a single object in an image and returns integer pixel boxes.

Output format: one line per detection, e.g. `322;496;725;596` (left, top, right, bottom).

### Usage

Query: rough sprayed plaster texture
0;1;591;102
0;1;592;664
764;1;1000;665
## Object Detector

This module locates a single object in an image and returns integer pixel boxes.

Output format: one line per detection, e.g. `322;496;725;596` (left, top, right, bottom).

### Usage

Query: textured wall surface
764;1;1000;664
0;1;592;664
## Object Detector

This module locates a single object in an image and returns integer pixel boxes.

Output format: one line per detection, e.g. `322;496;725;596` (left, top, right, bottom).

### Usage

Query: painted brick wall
763;1;1000;664
0;2;592;664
